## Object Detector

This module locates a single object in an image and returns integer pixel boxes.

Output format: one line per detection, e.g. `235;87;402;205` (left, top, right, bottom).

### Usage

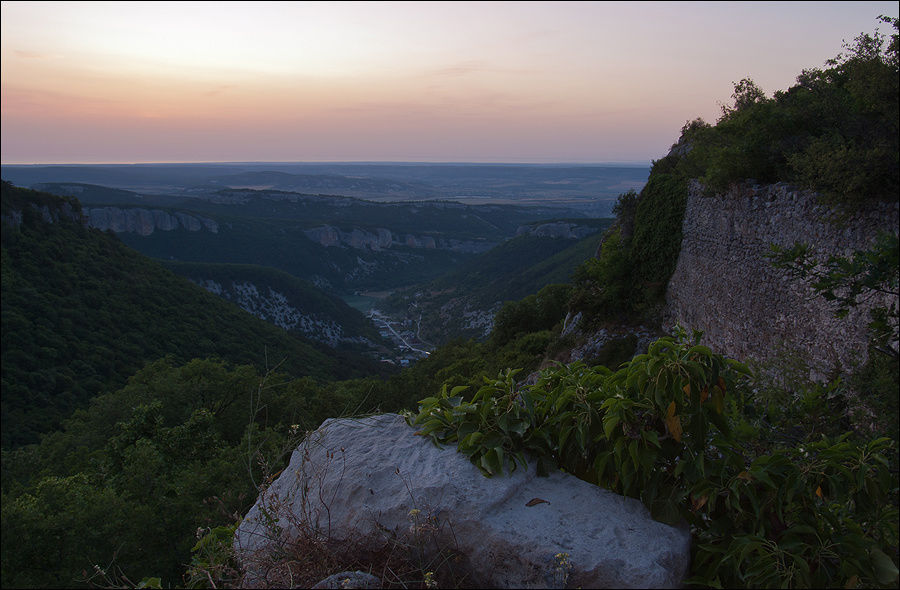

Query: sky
1;1;897;164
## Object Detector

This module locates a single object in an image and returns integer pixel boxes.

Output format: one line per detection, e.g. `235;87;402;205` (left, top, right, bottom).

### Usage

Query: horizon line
1;159;652;167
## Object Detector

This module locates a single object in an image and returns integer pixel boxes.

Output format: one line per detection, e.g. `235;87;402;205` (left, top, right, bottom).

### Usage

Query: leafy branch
768;232;899;358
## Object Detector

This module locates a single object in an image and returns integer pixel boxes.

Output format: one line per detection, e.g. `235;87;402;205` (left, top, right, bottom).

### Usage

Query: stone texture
303;224;489;252
567;324;659;366
516;221;600;240
665;181;898;379
83;206;218;235
311;571;381;589
188;278;370;348
235;414;690;589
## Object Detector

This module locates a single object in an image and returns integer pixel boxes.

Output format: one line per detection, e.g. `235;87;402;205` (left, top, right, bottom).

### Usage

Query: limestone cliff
1;201;82;227
515;220;599;239
303;224;491;252
190;278;371;348
664;181;899;377
83;206;218;236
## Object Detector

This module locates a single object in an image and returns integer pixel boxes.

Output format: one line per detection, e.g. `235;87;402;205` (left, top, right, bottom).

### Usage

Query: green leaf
481;447;503;475
457;421;477;440
628;440;640;470
750;466;776;489
688;344;713;358
782;524;817;537
460;431;483;448
493;446;505;473
507;418;529;436
639;446;658;471
482;431;503;448
594;453;612;483
871;548;899;585
603;414;620;439
642;429;661;448
575;425;587;452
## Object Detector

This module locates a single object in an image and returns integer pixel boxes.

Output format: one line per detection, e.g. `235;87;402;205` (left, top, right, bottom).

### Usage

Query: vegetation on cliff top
570;16;898;325
688;15;898;207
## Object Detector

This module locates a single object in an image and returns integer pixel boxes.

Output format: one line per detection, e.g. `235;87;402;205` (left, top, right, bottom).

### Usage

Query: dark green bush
492;284;572;346
411;329;899;588
569;226;634;320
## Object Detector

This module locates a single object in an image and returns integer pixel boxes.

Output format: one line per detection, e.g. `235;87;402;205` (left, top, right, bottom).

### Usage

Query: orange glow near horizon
2;1;897;164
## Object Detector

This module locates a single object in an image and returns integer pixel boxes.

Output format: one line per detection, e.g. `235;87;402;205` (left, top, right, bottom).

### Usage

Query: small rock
311;571;381;589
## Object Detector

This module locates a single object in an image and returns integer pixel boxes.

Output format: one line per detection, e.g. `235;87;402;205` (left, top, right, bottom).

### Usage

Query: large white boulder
234;413;690;588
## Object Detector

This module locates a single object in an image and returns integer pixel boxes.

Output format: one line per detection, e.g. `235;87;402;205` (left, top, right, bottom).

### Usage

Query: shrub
569;226;633;320
411;329;899;588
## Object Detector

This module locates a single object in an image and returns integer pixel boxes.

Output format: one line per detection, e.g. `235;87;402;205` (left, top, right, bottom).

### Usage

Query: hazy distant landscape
4;164;631;360
2;162;649;216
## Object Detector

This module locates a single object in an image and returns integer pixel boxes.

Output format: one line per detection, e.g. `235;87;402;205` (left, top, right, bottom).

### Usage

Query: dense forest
0;182;390;448
1;17;898;590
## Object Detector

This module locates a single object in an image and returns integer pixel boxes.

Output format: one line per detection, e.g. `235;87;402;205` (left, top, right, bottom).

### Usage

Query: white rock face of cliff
515;221;599;239
83;207;218;236
303;224;490;252
234;414;691;589
2;202;82;227
192;279;365;348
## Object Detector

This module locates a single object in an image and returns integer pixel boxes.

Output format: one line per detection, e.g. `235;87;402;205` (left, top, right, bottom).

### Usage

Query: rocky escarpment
515;221;600;239
1;201;82;227
191;279;369;348
235;414;691;589
665;181;899;378
303;224;493;253
83;206;218;236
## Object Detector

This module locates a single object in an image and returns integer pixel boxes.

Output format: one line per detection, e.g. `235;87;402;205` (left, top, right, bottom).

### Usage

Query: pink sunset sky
1;1;897;164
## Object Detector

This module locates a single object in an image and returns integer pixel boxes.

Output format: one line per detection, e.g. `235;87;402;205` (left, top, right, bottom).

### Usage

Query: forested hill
162;260;384;346
0;181;389;447
380;218;613;344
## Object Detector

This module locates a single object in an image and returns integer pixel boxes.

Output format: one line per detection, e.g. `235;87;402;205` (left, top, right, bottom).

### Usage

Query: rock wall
2;202;83;227
304;224;489;252
83;206;218;236
516;221;600;239
190;278;367;348
665;181;898;378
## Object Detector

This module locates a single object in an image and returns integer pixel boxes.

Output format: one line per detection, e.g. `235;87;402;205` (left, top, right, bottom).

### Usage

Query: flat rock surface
235;413;690;588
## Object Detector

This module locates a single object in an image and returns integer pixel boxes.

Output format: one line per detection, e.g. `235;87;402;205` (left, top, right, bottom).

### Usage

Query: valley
6;164;635;358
